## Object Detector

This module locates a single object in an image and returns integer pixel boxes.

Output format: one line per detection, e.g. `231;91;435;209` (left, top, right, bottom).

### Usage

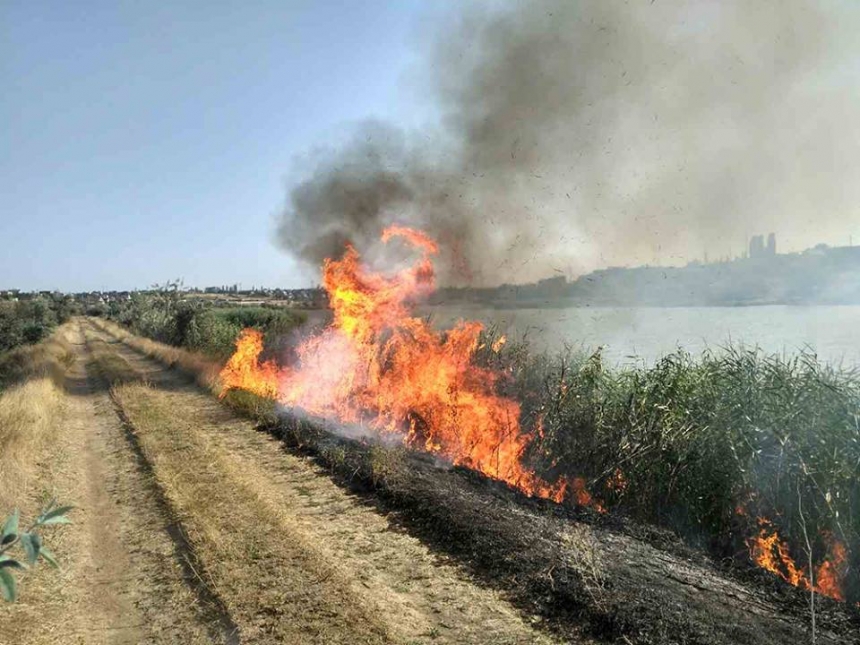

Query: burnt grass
234;400;860;645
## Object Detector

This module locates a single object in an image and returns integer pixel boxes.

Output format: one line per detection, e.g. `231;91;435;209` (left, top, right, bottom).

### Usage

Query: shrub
109;289;307;362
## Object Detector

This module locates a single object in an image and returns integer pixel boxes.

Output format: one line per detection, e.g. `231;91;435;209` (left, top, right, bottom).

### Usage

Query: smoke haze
276;0;860;285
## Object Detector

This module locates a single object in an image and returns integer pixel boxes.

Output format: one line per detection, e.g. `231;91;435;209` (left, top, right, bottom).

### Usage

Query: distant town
4;235;860;308
432;234;860;307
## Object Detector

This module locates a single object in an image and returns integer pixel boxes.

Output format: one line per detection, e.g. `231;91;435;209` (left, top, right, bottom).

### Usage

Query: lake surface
420;305;860;367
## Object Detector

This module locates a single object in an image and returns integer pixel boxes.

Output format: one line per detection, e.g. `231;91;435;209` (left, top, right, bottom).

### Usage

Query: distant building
749;233;776;259
766;233;776;256
749;234;764;258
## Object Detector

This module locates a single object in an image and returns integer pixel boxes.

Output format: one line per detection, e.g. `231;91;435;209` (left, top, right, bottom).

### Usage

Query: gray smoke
276;0;860;285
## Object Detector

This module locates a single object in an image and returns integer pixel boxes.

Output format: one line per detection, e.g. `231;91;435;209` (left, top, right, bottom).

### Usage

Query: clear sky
1;1;434;291
6;2;860;292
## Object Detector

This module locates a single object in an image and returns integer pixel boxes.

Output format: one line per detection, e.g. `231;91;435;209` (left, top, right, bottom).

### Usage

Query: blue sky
1;1;438;291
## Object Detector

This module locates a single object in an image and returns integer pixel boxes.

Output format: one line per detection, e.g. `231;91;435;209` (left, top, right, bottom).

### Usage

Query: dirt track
2;319;568;644
1;323;225;644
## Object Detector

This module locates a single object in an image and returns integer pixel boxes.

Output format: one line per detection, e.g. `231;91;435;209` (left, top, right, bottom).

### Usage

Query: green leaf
40;515;71;526
0;568;16;602
20;533;41;566
39;546;59;569
1;510;19;545
0;556;25;570
38;505;74;525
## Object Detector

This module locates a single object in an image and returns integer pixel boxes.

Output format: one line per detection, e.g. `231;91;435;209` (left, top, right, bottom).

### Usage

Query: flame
815;534;848;602
221;226;576;503
747;518;849;601
571;477;605;512
219;328;279;399
605;468;627;494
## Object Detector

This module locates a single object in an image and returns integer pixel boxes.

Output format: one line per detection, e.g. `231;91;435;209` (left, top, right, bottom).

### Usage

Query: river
420;304;860;367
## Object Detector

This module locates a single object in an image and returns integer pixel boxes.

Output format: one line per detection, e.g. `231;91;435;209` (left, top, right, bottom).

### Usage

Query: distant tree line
106;281;307;360
0;295;81;353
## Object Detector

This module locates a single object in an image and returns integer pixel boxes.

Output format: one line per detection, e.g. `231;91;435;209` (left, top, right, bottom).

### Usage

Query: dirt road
2;319;567;644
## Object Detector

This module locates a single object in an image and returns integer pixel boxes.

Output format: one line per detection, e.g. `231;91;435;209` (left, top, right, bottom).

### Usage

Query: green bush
0;295;75;353
108;287;307;361
182;310;243;359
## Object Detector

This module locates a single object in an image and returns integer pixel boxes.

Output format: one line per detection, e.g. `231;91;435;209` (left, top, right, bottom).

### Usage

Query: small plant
0;500;72;602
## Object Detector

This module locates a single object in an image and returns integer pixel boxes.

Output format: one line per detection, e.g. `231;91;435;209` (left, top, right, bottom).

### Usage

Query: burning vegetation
748;518;849;602
221;226;858;607
222;226;570;502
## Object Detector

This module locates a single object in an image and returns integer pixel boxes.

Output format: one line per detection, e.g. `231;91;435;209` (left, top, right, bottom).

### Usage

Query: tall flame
221;226;570;502
747;518;849;601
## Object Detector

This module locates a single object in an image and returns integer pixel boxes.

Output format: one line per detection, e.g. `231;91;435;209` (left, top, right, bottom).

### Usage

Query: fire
747;518;848;601
219;328;279;399
491;335;507;353
605;468;627;494
815;533;848;602
220;226;573;503
571;477;605;513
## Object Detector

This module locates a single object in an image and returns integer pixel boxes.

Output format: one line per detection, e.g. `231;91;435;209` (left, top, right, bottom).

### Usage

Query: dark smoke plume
276;0;860;285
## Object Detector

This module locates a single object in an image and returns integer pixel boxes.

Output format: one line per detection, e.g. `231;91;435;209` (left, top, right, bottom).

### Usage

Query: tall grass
477;330;859;599
0;325;75;510
0;329;75;391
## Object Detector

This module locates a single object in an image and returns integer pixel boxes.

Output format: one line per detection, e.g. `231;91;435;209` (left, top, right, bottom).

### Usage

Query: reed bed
477;330;860;600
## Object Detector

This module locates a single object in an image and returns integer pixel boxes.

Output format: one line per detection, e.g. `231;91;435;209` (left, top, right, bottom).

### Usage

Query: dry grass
0;325;75;390
0;324;75;510
3;320;225;644
0;380;66;510
90;317;221;390
85;335;139;384
562;525;608;611
112;380;395;644
90;318;559;644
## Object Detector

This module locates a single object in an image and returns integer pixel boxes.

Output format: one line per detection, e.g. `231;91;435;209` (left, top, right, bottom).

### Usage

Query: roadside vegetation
0;325;76;607
105;281;306;360
91;319;858;642
0;327;75;505
0;295;80;354
82;321;558;644
96;304;859;606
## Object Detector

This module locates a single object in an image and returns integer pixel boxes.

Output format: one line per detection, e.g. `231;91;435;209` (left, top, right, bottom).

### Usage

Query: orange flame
747;518;848;601
219;328;279;399
605;468;627;494
571;477;605;513
220;226;577;503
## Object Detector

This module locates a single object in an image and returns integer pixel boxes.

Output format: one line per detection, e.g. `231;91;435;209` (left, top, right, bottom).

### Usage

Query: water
421;304;860;367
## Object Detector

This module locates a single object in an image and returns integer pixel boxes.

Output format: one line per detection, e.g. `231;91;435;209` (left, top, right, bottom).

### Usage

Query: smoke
276;0;860;285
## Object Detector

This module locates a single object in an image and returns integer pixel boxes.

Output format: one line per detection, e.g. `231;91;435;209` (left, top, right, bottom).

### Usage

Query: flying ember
220;225;570;502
